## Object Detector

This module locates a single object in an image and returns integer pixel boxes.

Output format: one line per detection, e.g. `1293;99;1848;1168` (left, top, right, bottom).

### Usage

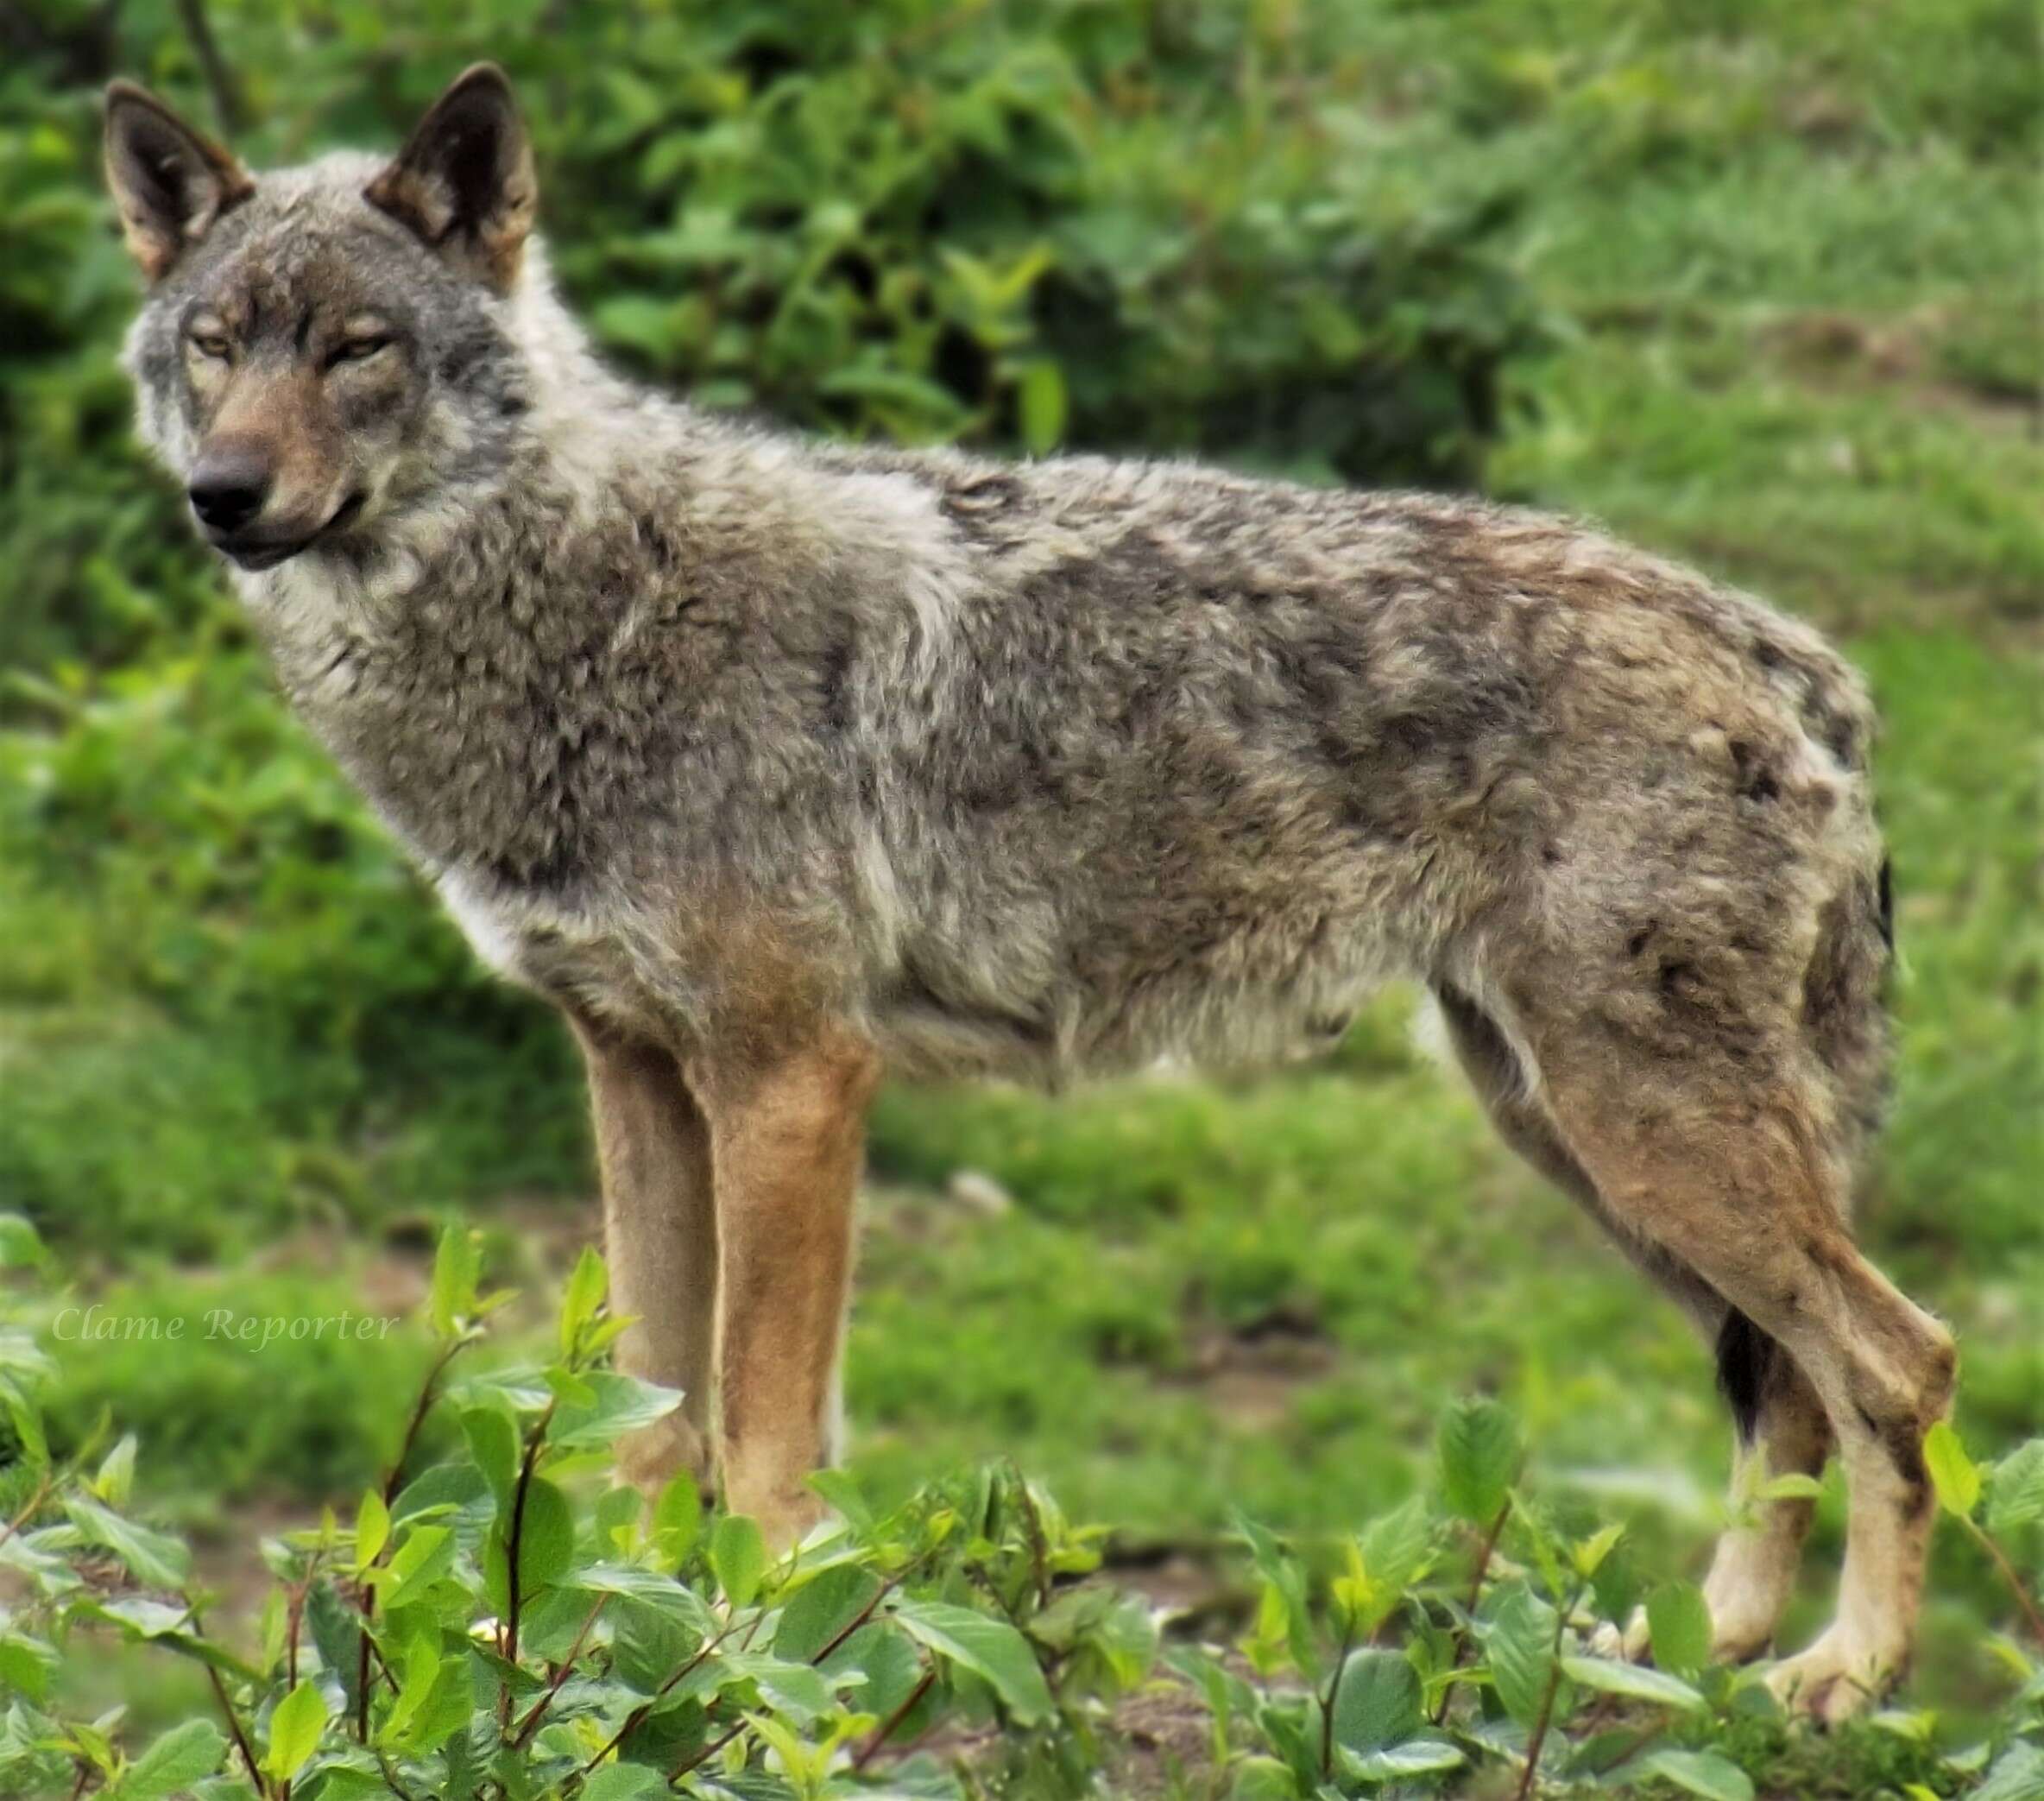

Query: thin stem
358;1336;470;1740
1430;1497;1513;1727
579;1617;745;1775
206;1662;263;1792
170;0;243;132
1319;1614;1356;1777
508;1595;608;1747
1966;1514;2044;1644
852;1666;937;1773
501;1400;558;1678
1513;1580;1587;1801
668;1713;748;1784
0;1471;53;1553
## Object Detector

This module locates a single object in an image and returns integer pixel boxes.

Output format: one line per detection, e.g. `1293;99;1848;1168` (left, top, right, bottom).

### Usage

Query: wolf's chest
433;869;668;1036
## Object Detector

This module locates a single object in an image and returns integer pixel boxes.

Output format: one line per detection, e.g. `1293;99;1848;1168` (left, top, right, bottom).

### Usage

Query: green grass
1;0;2039;1779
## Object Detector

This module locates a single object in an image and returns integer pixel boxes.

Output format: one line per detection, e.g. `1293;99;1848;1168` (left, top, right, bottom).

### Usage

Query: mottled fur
107;68;1956;1718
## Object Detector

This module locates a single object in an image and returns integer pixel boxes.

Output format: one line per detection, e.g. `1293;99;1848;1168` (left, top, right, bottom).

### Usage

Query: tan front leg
700;1029;879;1551
572;1017;718;1498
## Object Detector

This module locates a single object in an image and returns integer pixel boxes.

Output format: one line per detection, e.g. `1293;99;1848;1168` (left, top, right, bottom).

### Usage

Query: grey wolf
105;66;1954;1721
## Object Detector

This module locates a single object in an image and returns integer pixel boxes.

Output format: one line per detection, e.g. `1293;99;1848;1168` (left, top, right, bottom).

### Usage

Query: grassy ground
3;0;2038;1775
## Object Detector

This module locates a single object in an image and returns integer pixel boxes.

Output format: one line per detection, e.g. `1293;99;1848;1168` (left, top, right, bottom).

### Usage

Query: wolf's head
106;67;538;571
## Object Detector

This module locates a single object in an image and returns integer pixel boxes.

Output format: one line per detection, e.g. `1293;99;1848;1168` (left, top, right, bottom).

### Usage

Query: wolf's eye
189;333;232;361
329;335;391;368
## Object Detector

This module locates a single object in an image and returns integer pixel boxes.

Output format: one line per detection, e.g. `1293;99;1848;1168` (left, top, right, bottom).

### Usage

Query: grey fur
110;73;1955;1717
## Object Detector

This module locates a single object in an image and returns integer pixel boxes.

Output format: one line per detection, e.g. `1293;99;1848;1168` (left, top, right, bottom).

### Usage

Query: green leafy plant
1160;1395;2044;1798
0;1216;1156;1798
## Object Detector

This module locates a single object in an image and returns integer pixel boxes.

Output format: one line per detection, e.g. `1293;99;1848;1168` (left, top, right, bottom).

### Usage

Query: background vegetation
0;0;2037;1793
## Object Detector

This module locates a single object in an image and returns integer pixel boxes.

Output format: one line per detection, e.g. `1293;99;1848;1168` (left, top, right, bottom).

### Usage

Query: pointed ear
364;64;536;291
103;81;253;281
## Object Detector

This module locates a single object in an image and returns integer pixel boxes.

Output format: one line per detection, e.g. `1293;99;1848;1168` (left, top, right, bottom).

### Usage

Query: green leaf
1485;1583;1556;1729
825;1621;923;1716
550;1371;684;1452
893;1597;1055;1724
1646;1581;1713;1680
1975;1744;2044;1801
559;1245;609;1358
489;1476;575;1610
263;1680;327;1783
0;1634;56;1703
582;1767;670;1801
1228;1755;1301;1800
576;1562;718;1634
94;1433;137;1507
1924;1420;1981;1518
1338;1736;1466;1781
651;1474;703;1569
353;1488;389;1574
1572;1521;1626;1579
378;1524;454;1610
1329;1647;1423;1753
115;1719;224;1799
64;1494;190;1589
774;1562;880;1664
1987;1439;2044;1534
429;1224;482;1339
711;1513;767;1608
1754;1472;1824;1502
460;1405;519;1513
1438;1397;1519;1525
725;1652;834;1723
0;1214;47;1267
1560;1655;1706;1709
1643;1747;1756;1801
1017;360;1067;455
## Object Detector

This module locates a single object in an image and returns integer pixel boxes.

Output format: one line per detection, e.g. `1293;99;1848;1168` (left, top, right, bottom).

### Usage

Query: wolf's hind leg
1702;1319;1833;1662
1434;982;1829;1663
573;1017;720;1499
1530;1034;1953;1722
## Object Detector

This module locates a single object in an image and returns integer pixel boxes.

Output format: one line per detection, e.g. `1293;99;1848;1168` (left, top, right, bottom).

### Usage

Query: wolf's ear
104;82;253;281
364;65;536;292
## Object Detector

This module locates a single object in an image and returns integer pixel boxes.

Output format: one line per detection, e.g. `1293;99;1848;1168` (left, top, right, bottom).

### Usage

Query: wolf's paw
1704;1577;1783;1666
1702;1540;1795;1665
1587;1607;1652;1663
614;1412;715;1505
1765;1629;1902;1726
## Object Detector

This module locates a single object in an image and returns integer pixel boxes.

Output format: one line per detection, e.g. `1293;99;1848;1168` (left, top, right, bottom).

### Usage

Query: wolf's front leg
572;1016;719;1499
702;1028;880;1552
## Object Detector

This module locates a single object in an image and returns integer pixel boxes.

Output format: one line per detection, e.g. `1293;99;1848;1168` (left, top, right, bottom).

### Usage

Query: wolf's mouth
215;491;368;570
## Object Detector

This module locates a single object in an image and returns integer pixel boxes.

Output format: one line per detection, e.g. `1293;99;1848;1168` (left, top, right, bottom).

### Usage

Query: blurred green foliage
1;0;1547;678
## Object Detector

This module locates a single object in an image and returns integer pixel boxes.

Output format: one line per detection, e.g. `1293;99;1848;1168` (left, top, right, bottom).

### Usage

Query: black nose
187;453;272;534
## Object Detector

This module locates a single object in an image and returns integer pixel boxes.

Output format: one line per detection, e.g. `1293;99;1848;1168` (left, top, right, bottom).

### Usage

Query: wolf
105;65;1955;1720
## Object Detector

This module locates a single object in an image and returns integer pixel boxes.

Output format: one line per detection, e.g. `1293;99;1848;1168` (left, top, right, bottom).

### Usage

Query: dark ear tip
445;62;518;106
104;79;155;116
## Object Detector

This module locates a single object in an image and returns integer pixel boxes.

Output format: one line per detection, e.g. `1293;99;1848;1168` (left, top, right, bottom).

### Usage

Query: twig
1430;1497;1513;1727
0;1471;53;1553
668;1712;749;1784
508;1595;608;1747
1965;1516;2044;1644
206;1662;263;1790
1513;1580;1587;1801
357;1337;470;1740
171;0;243;133
1319;1614;1356;1777
578;1617;745;1774
852;1666;937;1772
501;1400;558;1678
